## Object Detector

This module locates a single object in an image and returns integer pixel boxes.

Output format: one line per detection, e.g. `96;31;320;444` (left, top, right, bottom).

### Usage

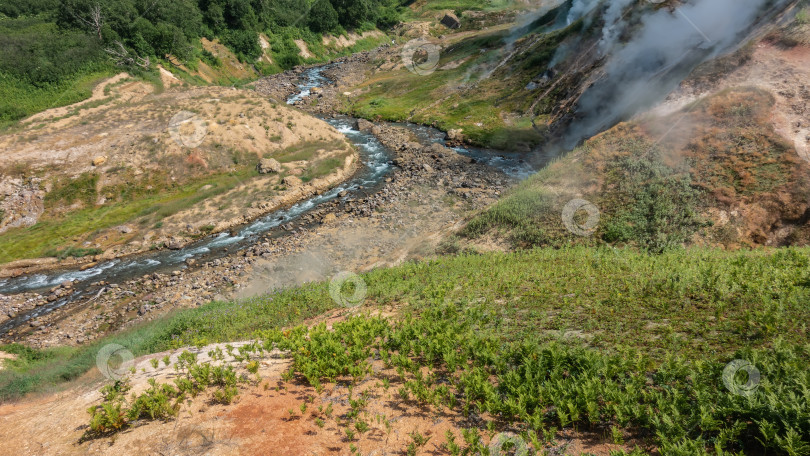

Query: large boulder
257;158;282;174
440;13;461;29
446;129;464;142
353;119;375;132
283;176;303;188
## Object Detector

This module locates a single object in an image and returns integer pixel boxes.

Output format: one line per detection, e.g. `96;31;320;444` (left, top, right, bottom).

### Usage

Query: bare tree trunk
105;41;151;69
89;4;103;40
71;3;103;40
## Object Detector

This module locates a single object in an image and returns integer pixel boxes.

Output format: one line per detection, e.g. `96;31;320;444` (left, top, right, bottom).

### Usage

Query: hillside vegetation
0;0;406;126
463;83;810;251
2;247;809;454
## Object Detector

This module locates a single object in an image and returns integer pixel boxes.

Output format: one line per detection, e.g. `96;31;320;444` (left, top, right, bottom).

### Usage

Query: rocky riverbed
0;53;515;348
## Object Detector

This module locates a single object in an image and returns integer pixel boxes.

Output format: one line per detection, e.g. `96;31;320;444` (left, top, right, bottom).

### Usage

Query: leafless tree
71;3;104;40
105;41;151;69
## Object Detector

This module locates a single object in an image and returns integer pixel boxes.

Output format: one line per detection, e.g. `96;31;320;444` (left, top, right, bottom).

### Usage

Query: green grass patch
0;169;257;264
26;245;810;454
0;70;113;130
44;172;100;209
273;139;346;163
0;280;337;401
345;23;575;149
301;153;350;182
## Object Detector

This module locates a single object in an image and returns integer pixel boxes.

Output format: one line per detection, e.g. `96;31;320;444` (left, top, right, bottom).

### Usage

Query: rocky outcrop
257;158;282;174
282;175;303;188
353;119;375;132
0;178;45;234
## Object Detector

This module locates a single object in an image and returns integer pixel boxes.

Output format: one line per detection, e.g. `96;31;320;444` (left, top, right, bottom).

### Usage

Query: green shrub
222;29;261;62
600;148;706;253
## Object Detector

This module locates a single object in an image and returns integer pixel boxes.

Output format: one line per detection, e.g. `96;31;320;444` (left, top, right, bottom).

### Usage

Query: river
0;64;534;335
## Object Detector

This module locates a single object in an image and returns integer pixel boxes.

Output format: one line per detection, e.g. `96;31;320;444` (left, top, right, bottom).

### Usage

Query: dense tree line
0;0;404;80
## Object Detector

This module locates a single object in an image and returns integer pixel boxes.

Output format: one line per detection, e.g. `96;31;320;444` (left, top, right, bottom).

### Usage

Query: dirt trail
23;73;137;125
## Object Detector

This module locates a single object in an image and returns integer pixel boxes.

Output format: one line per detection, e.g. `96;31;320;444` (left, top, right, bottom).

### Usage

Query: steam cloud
557;0;794;149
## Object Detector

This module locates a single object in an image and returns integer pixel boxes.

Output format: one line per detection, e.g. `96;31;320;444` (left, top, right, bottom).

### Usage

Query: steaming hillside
349;0;800;150
344;0;810;249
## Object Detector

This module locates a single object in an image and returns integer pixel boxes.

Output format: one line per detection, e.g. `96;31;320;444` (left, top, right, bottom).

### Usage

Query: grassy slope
0;70;117;131
464;86;810;250
3;246;809;452
0;170;255;263
346;5;581;150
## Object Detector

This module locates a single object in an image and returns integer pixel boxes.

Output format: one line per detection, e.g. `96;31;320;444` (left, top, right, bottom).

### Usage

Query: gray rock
257;158;282;174
353;119;375;132
441;13;461;29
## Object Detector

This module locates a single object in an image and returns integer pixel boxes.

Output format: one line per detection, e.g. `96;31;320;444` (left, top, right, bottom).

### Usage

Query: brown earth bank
595;40;810;248
0;77;358;275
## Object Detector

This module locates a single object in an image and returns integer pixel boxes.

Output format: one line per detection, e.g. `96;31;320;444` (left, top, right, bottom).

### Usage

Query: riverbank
0;83;360;277
0;90;513;348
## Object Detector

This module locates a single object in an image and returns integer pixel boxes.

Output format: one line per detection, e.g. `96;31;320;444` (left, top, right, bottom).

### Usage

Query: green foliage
465;138;707;252
0;18;106;88
267;303;810;455
44;172;99;208
0;17;112;125
84;350;252;439
10;246;810;454
308;0;341;33
600;147;706;253
0;282;333;400
221;29;261;62
0;0;401;126
42;246;102;260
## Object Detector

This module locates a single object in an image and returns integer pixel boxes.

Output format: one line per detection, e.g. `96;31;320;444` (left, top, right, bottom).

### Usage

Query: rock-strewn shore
1;53;514;348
